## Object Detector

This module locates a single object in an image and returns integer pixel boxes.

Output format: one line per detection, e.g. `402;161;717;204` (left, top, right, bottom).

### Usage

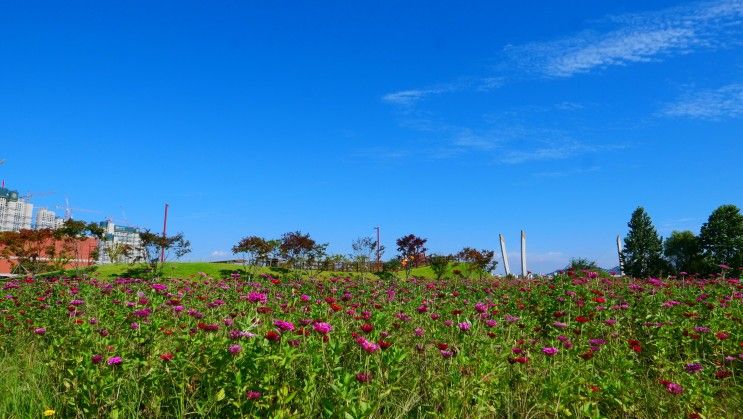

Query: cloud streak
662;83;743;119
504;0;743;78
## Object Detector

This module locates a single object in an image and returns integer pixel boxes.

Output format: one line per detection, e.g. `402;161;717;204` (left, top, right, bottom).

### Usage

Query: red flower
576;316;590;323
437;343;449;351
355;372;372;383
580;350;594;360
715;332;729;340
593;297;606;304
360;323;374;333
715;369;732;379
508;356;529;364
265;330;281;342
160;352;174;362
378;340;392;350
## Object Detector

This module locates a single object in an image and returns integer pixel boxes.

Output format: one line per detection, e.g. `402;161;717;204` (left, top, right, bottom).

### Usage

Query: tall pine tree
622;207;664;278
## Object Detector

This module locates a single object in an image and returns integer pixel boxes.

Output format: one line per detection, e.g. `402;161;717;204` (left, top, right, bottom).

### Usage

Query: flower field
1;272;742;418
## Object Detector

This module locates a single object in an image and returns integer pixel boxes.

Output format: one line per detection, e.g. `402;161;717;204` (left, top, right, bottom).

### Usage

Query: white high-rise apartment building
35;207;65;230
98;219;143;264
0;187;33;232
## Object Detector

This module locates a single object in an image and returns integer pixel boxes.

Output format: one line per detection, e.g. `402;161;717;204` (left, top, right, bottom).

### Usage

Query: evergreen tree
622;207;664;277
698;204;743;271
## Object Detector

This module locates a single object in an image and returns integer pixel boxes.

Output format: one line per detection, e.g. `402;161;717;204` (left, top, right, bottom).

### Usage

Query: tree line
622;204;743;277
232;232;498;279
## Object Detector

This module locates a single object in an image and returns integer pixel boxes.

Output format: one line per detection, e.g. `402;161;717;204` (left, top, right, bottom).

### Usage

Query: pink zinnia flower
247;291;267;304
34;327;46;335
542;347;558;356
665;382;684;395
107;356;122;366
355;372;372;383
229;344;242;355
274;320;295;332
356;337;380;353
685;363;703;374
313;322;332;334
246;390;261;400
458;321;471;331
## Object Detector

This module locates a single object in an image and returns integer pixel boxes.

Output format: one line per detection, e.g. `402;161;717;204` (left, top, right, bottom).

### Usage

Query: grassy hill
87;261;475;280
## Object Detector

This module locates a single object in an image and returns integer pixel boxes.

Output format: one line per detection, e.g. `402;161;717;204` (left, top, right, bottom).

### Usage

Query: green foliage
455;247;497;279
2;273;741;417
698;204;743;271
663;231;704;274
622;207;665;277
232;236;274;266
427;254;451;280
568;258;599;271
138;230;192;275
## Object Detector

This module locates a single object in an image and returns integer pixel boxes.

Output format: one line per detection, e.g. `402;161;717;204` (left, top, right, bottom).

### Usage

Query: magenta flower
313;322;332;335
246;390;261;400
414;327;425;337
356;337;380;353
151;283;167;292
440;349;454;358
91;354;103;364
301;294;311;302
229;344;242;355
542;347;559;356
458;321;471;331
485;319;498;328
130;322;140;330
355;372;372;383
685;363;703;374
474;302;487;313
107;356;122;366
665;382;684;395
274;320;295;332
34;327;46;335
247;291;267;304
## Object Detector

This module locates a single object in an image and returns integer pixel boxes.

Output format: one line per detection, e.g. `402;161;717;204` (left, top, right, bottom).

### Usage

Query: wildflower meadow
1;271;741;418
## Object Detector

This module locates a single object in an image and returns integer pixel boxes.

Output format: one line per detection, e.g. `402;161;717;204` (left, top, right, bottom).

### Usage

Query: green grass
84;261;477;280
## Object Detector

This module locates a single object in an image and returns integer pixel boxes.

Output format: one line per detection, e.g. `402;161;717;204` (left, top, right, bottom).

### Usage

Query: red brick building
0;237;99;275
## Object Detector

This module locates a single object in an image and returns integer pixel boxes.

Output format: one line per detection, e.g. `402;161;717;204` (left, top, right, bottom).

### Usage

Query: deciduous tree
698;204;743;271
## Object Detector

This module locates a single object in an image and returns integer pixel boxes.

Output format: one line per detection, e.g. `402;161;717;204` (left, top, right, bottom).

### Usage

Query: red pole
375;226;380;271
160;203;169;264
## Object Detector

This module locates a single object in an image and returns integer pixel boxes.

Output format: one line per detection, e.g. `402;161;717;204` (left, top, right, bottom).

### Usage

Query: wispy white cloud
211;250;229;258
382;86;455;106
499;141;625;164
662;83;743;119
532;166;601;178
505;0;743;78
382;77;505;106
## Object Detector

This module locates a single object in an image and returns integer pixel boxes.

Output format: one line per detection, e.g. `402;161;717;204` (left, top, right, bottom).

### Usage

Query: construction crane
56;197;100;220
22;191;55;201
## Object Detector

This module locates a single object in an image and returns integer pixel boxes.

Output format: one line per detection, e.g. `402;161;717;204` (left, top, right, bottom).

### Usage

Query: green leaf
216;388;226;401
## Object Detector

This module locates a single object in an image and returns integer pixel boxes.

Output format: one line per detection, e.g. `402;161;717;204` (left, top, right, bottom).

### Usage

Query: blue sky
1;0;742;273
